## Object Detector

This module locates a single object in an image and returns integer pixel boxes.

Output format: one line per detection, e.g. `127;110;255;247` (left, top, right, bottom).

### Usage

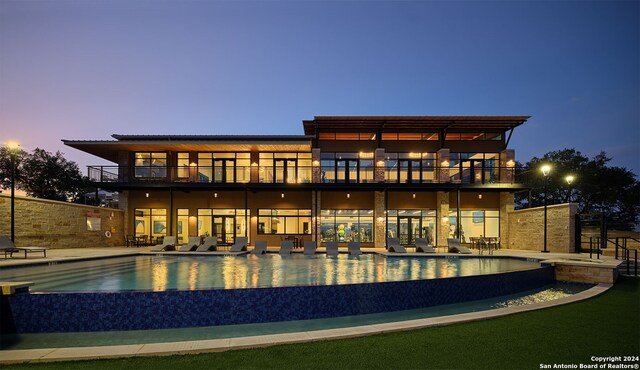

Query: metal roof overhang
63;138;313;163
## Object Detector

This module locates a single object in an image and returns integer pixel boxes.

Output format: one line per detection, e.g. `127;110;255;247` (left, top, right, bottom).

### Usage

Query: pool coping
0;282;612;364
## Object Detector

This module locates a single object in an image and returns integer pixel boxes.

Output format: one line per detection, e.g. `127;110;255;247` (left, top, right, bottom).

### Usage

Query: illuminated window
134;152;167;178
258;209;311;235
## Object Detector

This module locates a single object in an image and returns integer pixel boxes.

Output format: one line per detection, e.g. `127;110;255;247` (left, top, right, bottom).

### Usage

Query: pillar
436;191;449;247
437;148;450;183
374;148;385;183
312;148;321;183
374;191;386;248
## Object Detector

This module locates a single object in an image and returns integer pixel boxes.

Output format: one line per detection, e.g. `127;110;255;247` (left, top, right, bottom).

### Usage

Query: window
320;210;374;242
386;209;436;245
196;153;250;183
448;210;499;242
385;153;435;183
198;209;249;244
445;132;502;141
381;132;438;141
319;132;376;140
176;209;189;244
258;209;311;235
259;153;312;183
177;153;190;179
320;153;374;183
134;208;167;238
134;152;167;178
449;153;499;184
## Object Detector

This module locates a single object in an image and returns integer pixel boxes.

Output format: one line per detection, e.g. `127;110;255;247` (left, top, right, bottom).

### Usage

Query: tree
0;147;89;202
516;149;640;230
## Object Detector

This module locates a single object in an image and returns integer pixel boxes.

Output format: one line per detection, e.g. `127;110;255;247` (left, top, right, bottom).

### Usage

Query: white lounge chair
0;236;48;259
386;238;406;253
447;238;472;254
229;237;248;252
348;241;362;255
303;240;317;255
415;238;436;253
325;241;339;256
151;236;176;252
252;240;267;254
279;240;293;255
196;236;217;252
180;237;201;252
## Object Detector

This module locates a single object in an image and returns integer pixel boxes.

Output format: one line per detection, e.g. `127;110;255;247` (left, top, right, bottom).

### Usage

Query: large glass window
257;209;311;235
318;132;376;140
448;210;499;242
386;209;436;245
177;153;190;179
134;208;167;240
381;132;438;140
196;153;250;183
385;153;435;183
259;153;312;183
134;152;167;178
320;210;374;242
176;208;189;244
449;153;499;184
320;153;374;184
445;132;503;141
198;209;249;244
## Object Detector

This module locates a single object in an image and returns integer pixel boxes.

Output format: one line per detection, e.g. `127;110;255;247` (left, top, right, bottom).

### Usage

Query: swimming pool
1;254;555;333
0;254;542;292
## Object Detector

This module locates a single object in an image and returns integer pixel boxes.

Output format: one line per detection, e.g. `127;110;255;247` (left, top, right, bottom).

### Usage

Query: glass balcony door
398;216;421;245
214;159;235;183
461;159;484;184
213;216;236;244
399;160;421;183
275;159;297;183
336;160;358;183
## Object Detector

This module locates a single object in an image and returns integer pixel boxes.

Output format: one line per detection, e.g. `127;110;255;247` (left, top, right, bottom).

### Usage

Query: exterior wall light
214;192;218;198
346;193;350;199
145;192;149;198
478;193;483;200
281;193;285;198
412;193;416;199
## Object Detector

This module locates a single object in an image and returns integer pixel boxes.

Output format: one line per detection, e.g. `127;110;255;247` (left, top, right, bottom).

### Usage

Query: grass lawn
5;277;639;370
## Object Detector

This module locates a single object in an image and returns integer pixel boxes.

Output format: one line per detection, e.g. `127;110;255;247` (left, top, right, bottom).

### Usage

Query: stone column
437;149;450;183
500;149;516;184
436;191;449;247
374;191;386;248
312;148;321;183
374;148;385;183
250;152;260;183
499;192;514;249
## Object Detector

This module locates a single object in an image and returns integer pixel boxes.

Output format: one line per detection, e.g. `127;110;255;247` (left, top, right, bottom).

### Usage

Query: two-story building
63;116;528;248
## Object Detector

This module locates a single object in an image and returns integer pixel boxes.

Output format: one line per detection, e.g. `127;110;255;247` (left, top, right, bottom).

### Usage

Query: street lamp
6;141;20;243
565;175;575;203
541;164;551;253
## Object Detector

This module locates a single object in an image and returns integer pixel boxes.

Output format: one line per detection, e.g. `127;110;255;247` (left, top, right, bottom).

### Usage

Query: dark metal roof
303;116;530;135
110;134;312;141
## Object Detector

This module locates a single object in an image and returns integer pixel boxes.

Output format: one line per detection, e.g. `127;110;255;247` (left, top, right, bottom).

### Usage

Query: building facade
64;116;528;248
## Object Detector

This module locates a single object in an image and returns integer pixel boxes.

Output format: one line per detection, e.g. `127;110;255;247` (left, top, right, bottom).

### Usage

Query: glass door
398;216;421;245
399;160;421;183
213;216;236;244
461;160;483;184
214;159;235;183
275;159;298;183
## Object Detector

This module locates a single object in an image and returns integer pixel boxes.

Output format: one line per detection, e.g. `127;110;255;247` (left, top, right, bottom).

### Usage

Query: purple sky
1;1;638;175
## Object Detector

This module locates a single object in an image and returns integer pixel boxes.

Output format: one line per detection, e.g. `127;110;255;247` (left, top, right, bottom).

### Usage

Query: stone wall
507;203;577;253
0;194;124;249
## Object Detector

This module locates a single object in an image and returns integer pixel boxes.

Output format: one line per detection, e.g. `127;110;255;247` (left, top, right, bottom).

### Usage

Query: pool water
0;254;541;292
0;282;592;350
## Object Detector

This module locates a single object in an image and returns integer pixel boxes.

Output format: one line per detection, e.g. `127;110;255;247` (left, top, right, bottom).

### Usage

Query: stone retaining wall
0;194;124;249
507;203;577;253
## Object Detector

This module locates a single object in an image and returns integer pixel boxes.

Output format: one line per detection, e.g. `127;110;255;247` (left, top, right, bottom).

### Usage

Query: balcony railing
87;165;519;185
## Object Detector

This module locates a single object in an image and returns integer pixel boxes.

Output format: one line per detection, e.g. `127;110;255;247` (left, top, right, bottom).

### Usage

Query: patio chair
0;235;48;259
386;238;406;253
195;236;217;252
415;238;436;253
151;236;176;252
348;241;362;255
447;238;472;254
229;237;248;252
279;240;293;255
325;241;339;256
252;240;267;254
303;240;317;255
180;236;201;252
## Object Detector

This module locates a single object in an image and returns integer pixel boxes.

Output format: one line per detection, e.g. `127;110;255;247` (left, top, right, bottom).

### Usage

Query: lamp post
541;164;551;253
565;175;575;203
6;142;20;243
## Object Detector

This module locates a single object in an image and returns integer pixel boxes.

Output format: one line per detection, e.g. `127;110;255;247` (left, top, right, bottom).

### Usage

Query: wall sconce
478;193;483;200
214;192;218;198
412;193;416;199
346;193;350;199
251;161;258;166
441;160;449;167
145;192;149;198
281;193;285;198
506;160;515;167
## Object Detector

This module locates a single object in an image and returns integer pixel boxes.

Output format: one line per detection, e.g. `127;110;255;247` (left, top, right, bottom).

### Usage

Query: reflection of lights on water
152;260;168;291
188;261;198;290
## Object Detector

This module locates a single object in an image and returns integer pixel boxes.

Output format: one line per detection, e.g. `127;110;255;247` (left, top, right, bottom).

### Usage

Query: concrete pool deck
0;247;623;364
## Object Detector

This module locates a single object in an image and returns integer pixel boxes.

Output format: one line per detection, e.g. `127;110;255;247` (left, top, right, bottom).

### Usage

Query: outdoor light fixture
281;193;285;198
347;193;350;199
145;192;149;198
5;141;20;242
412;193;416;199
214;192;218;198
565;175;576;203
478;193;483;200
541;164;552;253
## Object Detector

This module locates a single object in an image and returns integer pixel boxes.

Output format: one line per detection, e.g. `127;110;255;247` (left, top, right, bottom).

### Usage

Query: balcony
88;165;519;186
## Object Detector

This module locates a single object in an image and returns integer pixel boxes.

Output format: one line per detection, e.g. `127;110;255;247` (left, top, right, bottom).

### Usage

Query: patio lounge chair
386;238;406;253
447;238;472;254
325;241;339;256
303;240;317;255
180;237;201;252
348;241;362;255
415;238;436;253
0;236;48;259
195;236;217;252
151;236;176;252
229;237;248;252
279;240;293;255
252;240;267;254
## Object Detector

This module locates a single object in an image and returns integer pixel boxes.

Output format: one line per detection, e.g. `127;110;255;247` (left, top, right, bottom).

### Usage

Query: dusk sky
1;1;638;175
